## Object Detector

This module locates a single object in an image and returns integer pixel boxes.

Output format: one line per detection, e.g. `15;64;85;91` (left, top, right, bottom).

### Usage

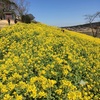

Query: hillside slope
0;23;100;100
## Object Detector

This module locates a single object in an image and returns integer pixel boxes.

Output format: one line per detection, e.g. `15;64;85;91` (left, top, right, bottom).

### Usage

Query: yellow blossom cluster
0;22;100;100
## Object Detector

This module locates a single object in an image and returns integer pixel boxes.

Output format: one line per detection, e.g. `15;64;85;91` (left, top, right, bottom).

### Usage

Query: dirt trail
0;20;15;29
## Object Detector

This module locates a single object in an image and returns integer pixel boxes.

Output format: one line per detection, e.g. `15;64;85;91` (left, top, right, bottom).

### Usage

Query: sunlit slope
0;23;100;100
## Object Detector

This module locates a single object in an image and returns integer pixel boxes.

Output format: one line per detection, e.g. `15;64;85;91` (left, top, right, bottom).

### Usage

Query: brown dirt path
0;20;15;29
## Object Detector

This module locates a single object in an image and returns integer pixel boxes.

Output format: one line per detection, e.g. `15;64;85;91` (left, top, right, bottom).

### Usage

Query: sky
28;0;100;27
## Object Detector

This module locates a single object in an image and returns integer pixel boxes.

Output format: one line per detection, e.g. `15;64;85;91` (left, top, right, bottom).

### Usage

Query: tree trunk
90;23;95;37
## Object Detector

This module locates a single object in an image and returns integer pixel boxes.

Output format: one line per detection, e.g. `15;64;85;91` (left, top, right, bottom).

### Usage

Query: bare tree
13;0;30;20
85;12;100;37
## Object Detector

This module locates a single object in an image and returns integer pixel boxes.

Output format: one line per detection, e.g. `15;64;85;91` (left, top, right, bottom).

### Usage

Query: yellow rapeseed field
0;23;100;100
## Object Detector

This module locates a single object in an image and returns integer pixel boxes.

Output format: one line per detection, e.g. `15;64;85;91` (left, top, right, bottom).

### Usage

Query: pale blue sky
28;0;100;27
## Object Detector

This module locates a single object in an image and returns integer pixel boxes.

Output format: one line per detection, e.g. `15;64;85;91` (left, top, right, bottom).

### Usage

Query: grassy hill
0;23;100;100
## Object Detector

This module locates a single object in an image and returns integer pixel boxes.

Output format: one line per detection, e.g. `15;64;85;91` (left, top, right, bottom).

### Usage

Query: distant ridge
61;22;100;29
61;22;100;37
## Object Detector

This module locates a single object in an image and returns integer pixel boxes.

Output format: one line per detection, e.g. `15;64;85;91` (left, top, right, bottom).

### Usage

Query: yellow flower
75;91;82;98
1;85;8;93
51;71;57;76
16;94;23;100
39;70;46;75
7;82;15;90
12;72;22;80
38;91;47;98
67;91;76;100
2;75;7;82
3;94;13;100
27;84;37;98
47;79;56;88
63;70;68;76
55;89;62;95
13;56;19;63
18;81;27;89
60;80;72;87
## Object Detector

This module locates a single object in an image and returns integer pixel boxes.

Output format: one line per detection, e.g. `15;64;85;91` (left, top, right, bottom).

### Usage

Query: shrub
21;15;31;23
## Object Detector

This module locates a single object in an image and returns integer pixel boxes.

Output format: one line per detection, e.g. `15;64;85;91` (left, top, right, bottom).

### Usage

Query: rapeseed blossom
0;22;100;99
